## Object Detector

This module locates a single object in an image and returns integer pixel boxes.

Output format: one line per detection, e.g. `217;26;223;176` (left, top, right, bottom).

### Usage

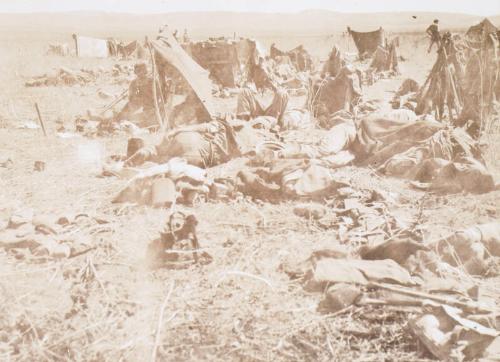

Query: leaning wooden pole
147;42;164;132
441;46;462;119
34;103;47;137
99;88;128;115
153;66;168;129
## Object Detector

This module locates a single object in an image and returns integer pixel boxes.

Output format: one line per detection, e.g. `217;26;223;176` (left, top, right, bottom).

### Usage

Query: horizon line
0;9;497;17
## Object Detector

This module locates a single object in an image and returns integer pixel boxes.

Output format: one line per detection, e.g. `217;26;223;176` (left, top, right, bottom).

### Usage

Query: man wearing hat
115;61;156;127
426;19;441;53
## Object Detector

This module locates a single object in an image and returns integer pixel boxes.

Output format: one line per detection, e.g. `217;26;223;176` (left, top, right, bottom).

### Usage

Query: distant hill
0;10;497;41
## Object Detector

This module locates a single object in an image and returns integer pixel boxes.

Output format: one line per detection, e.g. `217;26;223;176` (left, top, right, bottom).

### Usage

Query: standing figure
182;29;190;43
426;19;441;53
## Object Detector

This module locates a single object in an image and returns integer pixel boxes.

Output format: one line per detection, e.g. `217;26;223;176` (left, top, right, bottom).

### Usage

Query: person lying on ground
125;118;242;168
274;109;420;163
274;111;356;165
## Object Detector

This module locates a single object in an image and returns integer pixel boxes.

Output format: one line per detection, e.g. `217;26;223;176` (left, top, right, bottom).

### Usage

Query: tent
119;40;147;59
347;27;384;58
270;44;313;72
188;39;240;87
466;18;498;42
370;40;399;74
185;38;260;87
458;33;499;134
150;31;215;126
308;67;362;119
322;46;345;77
47;43;70;56
72;35;109;58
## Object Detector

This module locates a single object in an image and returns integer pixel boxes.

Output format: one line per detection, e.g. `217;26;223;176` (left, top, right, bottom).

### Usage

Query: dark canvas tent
308;67;362;118
347;27;384;58
47;43;70;56
459;32;499;134
185;38;260;88
150;31;215;126
270;44;313;72
322;46;345;77
466;18;498;42
188;39;240;87
119;40;147;59
370;40;399;74
235;39;261;71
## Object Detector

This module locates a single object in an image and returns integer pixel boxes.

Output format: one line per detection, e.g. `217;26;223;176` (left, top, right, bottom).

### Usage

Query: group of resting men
98;24;494;196
112;55;364;170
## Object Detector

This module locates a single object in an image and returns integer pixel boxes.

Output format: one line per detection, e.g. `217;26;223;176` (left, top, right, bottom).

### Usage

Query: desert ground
0;11;499;362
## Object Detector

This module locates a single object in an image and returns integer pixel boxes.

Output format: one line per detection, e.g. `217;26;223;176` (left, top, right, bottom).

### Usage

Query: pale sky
0;0;498;15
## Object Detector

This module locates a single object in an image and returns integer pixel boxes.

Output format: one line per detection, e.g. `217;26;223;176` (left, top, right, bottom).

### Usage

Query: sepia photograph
0;0;499;360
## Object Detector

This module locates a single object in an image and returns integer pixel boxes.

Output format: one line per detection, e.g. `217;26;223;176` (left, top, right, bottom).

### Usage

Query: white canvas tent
73;35;109;58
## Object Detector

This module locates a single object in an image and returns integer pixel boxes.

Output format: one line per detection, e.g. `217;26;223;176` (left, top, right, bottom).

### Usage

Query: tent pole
148;43;165;132
99;88;128;116
441;46;462;119
152;61;168;128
